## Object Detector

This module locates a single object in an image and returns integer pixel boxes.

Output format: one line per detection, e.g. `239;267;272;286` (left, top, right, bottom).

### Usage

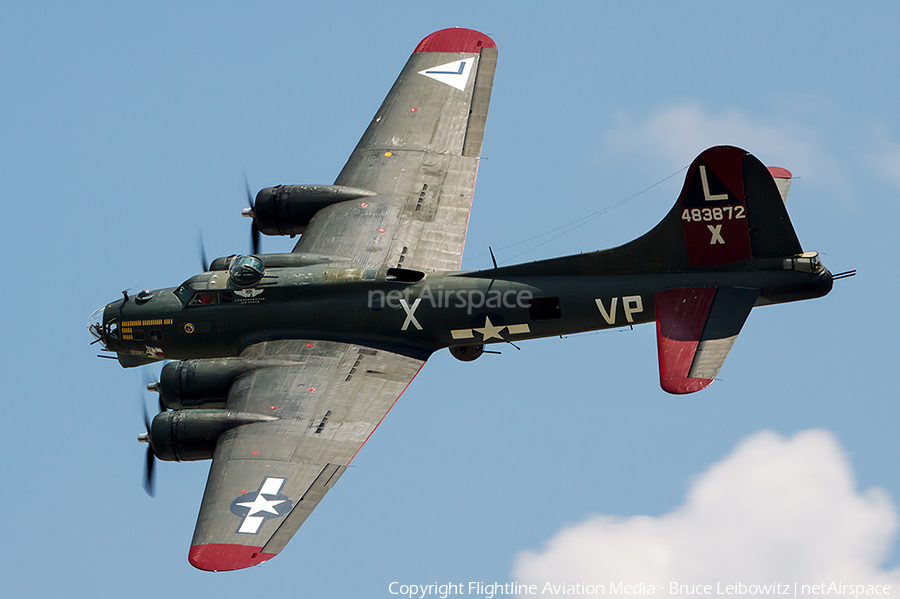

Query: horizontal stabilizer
655;286;759;394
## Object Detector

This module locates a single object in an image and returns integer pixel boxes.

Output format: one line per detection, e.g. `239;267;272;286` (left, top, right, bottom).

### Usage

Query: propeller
242;176;260;255
138;367;163;497
138;399;156;497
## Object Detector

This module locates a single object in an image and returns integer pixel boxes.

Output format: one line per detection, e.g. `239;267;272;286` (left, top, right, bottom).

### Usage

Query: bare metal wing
188;339;424;571
293;28;498;272
188;28;497;571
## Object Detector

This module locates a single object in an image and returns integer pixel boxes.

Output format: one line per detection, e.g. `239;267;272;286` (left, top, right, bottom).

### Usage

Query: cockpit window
189;292;218;306
186;291;234;307
174;284;193;306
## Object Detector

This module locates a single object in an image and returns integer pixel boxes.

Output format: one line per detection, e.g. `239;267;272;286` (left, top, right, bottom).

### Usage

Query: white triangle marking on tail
418;58;475;91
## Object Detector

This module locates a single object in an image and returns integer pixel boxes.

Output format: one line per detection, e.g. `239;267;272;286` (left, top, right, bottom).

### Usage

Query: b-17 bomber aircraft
88;28;836;571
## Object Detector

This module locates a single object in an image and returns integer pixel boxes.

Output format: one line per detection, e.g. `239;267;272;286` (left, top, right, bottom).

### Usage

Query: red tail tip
767;166;792;179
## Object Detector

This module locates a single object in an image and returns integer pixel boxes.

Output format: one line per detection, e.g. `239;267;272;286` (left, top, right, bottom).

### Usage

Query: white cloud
604;102;838;186
513;430;900;593
866;127;900;191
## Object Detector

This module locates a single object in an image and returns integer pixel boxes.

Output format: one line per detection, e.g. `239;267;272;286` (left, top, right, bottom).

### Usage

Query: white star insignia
473;316;506;341
237;493;287;517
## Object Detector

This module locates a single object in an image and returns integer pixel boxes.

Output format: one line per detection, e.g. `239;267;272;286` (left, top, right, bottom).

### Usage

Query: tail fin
475;146;819;395
649;147;811;393
649;147;804;393
675;145;801;267
480;146;804;277
634;145;803;272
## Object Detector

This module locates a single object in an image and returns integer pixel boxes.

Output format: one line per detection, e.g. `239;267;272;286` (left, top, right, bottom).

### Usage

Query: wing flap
655;287;758;394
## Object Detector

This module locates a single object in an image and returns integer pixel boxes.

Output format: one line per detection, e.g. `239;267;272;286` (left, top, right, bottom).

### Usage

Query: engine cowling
252;184;377;236
156;358;299;409
147;410;276;462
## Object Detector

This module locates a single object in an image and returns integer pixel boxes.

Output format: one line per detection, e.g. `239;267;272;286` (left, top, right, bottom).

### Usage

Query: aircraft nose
87;305;106;347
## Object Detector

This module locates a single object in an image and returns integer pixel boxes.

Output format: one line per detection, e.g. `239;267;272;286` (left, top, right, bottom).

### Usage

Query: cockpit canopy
229;255;265;287
174;255;267;307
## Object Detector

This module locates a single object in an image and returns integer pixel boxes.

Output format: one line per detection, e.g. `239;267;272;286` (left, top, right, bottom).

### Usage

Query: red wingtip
661;376;713;394
189;544;276;572
767;166;792;179
414;28;496;53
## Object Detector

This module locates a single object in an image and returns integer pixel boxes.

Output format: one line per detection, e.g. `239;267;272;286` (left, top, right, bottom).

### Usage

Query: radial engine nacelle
245;184;377;236
154;358;302;409
141;410;276;462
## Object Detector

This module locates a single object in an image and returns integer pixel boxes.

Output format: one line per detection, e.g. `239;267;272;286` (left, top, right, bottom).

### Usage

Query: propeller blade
142;398;151;433
244;175;261;255
244;174;254;210
143;446;156;497
251;220;260;256
139;378;158;497
198;231;209;272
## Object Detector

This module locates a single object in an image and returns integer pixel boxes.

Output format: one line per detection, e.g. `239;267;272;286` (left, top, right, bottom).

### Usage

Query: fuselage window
528;297;561;320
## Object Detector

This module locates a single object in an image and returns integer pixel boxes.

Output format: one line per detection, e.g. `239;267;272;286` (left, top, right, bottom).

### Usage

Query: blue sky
3;1;899;597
